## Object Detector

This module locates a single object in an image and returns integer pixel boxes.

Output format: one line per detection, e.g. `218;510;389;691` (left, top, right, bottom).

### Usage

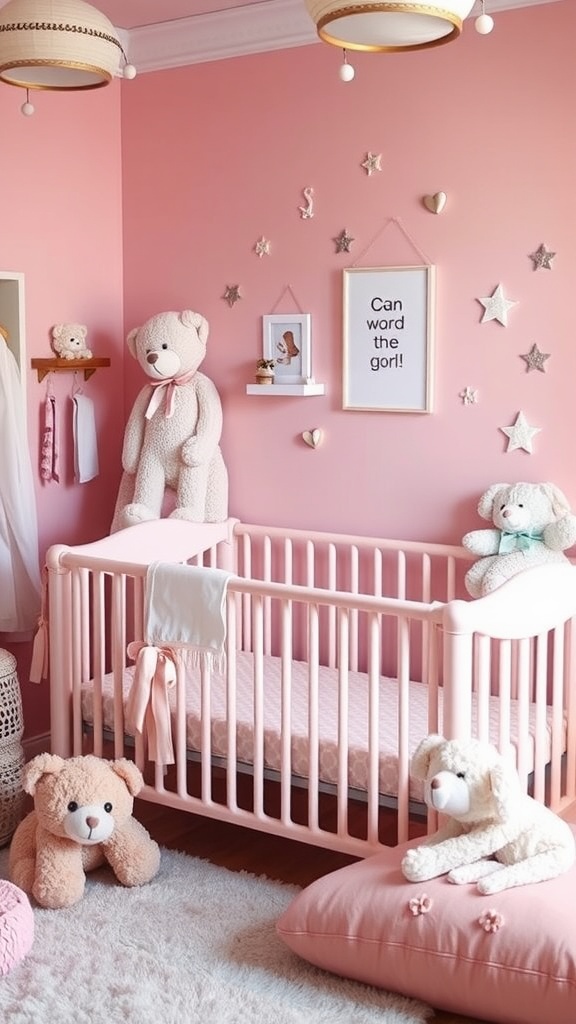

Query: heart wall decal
302;428;323;449
423;191;447;214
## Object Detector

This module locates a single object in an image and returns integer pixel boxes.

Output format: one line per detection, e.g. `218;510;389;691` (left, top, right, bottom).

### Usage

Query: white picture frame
342;265;435;413
263;313;312;385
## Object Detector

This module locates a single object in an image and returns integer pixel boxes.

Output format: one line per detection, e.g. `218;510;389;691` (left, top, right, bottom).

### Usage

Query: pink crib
45;518;576;857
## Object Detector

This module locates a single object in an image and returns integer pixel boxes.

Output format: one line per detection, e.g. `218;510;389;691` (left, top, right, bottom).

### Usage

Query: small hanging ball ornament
21;98;35;116
339;61;355;82
475;12;494;34
123;63;137;80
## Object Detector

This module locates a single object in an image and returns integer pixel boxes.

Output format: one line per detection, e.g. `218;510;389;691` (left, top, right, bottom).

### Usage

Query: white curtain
0;341;41;635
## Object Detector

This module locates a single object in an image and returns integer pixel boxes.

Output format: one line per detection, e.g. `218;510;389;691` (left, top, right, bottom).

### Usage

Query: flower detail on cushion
409;894;432;916
478;909;504;933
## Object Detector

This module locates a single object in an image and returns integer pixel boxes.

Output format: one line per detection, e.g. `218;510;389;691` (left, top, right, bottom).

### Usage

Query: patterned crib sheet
81;652;559;803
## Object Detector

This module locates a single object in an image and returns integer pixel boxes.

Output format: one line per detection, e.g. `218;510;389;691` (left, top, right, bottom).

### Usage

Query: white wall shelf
246;382;325;397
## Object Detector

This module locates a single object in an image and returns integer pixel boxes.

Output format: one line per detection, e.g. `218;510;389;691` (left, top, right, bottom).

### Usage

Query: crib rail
45;520;576;856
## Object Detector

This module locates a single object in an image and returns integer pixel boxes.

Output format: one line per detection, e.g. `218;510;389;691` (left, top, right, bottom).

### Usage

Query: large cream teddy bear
462;481;576;597
9;754;161;909
401;734;575;894
111;309;228;533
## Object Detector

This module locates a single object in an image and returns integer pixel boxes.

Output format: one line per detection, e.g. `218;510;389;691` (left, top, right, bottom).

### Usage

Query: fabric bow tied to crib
125;562;231;767
498;530;544;554
125;642;178;766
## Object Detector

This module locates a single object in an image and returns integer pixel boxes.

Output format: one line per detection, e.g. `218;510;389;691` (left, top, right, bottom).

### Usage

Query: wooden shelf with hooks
30;357;111;382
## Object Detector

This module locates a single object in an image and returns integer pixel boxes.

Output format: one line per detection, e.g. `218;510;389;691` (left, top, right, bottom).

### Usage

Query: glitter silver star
254;237;271;258
520;343;550;373
223;284;241;307
459;386;478;405
500;411;541;454
529;243;555;271
478;284;518;326
361;152;382;176
334;229;354;254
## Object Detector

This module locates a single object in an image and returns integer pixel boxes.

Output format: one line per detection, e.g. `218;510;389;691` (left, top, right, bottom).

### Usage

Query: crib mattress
81;652;556;803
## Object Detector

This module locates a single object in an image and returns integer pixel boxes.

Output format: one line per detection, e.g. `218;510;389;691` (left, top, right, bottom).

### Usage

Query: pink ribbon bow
144;369;197;420
125;641;178;765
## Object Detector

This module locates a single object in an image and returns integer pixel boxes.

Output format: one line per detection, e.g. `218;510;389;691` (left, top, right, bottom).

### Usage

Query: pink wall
3;1;575;741
121;1;576;546
0;83;126;735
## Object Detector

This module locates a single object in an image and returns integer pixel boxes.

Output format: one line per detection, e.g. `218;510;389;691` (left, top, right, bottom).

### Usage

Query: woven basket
0;651;24;848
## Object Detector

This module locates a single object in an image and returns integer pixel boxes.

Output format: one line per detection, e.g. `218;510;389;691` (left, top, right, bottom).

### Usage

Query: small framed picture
262;313;312;384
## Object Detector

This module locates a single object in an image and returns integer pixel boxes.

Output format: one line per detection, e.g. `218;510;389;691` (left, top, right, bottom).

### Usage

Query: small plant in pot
255;358;275;384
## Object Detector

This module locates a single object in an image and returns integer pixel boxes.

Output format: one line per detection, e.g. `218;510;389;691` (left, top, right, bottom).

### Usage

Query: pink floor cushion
276;825;576;1024
0;879;34;976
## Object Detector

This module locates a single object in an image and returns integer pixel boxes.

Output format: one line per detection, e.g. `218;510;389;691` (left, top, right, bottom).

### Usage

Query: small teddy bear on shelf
51;323;92;360
462;481;576;597
401;734;575;895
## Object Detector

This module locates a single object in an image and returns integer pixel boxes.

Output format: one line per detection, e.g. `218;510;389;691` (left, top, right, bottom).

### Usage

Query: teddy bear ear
488;757;521;818
51;324;64;340
180;310;209;346
126;327;139;360
477;484;510;520
410;733;445;780
23;753;66;795
541;483;571;517
110;758;144;796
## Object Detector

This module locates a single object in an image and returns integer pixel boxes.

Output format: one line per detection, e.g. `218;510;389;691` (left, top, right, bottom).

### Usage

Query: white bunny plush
401;734;575;895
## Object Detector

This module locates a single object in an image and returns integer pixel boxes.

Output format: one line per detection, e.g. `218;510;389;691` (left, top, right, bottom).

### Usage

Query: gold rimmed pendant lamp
0;0;135;112
304;0;479;52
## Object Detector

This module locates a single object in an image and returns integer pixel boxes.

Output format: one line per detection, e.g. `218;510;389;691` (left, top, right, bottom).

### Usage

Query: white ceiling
79;0;554;32
94;1;270;32
0;0;562;73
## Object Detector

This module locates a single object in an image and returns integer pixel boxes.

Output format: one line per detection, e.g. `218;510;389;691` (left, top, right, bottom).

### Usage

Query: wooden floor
134;796;493;1024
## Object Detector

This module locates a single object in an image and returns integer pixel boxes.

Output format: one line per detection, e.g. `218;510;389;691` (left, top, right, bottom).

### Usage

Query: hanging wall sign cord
351;216;432;268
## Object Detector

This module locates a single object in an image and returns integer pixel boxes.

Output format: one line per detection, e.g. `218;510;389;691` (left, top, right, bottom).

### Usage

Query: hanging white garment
0;342;42;635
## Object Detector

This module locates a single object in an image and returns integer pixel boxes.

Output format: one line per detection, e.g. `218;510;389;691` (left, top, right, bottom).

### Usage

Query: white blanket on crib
145;561;231;667
125;562;231;766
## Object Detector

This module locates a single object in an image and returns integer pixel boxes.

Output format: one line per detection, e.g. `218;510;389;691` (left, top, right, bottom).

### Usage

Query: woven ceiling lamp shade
0;0;133;90
304;0;477;52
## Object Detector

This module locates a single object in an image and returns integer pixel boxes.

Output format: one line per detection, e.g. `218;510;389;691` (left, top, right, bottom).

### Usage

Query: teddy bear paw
401;846;437;882
121;503;157;527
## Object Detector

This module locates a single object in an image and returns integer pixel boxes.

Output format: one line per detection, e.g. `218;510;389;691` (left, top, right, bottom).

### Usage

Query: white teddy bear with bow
462;481;576;598
110;309;228;532
401;734;575;895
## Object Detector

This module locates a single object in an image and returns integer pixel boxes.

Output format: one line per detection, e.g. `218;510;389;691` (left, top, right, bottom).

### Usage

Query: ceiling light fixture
0;0;135;109
304;0;491;53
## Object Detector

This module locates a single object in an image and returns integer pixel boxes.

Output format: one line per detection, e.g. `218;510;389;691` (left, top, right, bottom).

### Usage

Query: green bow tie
498;530;543;555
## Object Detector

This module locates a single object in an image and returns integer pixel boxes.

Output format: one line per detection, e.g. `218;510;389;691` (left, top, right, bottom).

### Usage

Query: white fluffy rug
0;848;433;1024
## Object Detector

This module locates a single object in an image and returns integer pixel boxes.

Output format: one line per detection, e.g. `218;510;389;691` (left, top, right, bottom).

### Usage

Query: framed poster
342;265;435;413
262;313;311;385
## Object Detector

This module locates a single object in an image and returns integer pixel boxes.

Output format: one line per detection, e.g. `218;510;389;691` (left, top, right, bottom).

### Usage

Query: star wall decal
223;284;242;307
529;243;555;271
361;152;382;176
254;237;271;258
477;284;518;326
500;411;541;454
459;386;478;405
520;343;550;373
334;229;354;254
